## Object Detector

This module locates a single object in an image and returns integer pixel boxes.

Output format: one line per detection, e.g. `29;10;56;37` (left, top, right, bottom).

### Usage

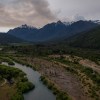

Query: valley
0;20;100;100
0;43;100;100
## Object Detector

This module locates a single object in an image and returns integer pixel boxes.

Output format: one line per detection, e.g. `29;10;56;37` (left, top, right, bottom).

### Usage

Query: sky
0;0;100;32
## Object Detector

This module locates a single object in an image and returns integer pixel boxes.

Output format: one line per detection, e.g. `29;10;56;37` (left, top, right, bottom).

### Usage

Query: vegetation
10;55;72;100
0;64;35;100
0;22;100;100
0;43;100;100
41;76;71;100
1;44;100;64
0;56;15;65
67;26;100;49
10;56;37;71
49;57;100;100
17;81;34;93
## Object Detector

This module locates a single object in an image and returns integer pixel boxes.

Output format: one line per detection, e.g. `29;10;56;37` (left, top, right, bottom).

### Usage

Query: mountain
66;26;100;49
37;21;67;41
63;21;74;26
8;24;38;42
8;20;99;42
0;33;24;44
8;21;67;42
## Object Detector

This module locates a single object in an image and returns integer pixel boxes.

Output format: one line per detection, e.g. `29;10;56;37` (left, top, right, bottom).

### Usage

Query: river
2;62;56;100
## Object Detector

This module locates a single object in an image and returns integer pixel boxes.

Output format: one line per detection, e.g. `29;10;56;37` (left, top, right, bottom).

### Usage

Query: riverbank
10;56;91;100
45;55;100;100
0;63;35;100
1;46;100;100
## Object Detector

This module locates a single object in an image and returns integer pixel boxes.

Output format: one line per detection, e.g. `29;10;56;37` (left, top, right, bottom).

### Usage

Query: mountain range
7;20;98;42
0;20;100;49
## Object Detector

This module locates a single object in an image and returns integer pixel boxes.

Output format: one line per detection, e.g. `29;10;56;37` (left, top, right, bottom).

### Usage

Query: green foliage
0;64;35;99
56;92;70;100
11;92;24;100
82;67;100;86
3;44;100;64
0;56;15;65
0;64;24;79
17;82;35;93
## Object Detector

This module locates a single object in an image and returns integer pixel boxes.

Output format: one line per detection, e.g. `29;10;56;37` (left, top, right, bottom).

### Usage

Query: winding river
2;62;56;100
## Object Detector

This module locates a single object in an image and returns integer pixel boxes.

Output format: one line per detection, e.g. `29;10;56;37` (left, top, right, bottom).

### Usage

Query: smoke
0;0;57;27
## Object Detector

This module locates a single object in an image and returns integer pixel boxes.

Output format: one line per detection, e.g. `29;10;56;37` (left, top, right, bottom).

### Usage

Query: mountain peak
21;24;28;28
57;20;63;24
20;24;37;29
8;20;99;42
63;21;74;26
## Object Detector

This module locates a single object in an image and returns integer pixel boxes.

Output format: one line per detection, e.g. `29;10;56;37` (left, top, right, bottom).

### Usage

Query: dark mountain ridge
7;24;38;42
0;33;24;44
65;25;100;49
7;20;99;42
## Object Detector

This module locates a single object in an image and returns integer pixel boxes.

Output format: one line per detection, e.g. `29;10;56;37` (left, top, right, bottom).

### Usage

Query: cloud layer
0;0;57;27
0;0;100;28
48;0;100;21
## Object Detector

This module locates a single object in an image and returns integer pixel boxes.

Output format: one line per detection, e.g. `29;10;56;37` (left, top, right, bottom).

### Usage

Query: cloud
0;0;57;27
47;0;100;22
74;14;85;21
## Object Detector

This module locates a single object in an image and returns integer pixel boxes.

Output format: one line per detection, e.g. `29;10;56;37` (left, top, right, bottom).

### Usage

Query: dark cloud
0;0;57;27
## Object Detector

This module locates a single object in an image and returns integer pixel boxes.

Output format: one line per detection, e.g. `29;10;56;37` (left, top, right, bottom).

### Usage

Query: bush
11;92;24;100
17;82;35;93
0;57;15;65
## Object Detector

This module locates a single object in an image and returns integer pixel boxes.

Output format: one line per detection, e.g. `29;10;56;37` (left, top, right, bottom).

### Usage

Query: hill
66;26;100;49
0;33;24;44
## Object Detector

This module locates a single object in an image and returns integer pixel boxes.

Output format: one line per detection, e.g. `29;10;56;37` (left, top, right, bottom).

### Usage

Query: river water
2;62;56;100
